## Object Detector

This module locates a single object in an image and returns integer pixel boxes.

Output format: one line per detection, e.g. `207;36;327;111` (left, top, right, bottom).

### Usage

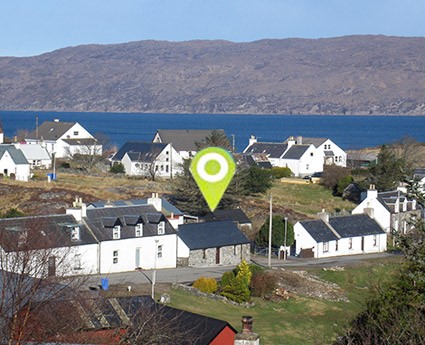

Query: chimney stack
317;209;329;223
234;316;259;345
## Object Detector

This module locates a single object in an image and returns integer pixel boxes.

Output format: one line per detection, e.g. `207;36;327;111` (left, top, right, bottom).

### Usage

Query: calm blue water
1;110;424;152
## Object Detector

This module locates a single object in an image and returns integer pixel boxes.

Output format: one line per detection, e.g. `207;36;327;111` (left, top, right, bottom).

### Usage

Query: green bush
220;276;251;303
110;162;125;174
193;276;218;294
250;271;278;297
271;167;292;179
220;271;235;289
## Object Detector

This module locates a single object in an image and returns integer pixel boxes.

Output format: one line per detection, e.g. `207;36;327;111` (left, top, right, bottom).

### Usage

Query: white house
177;221;251;267
112;142;183;179
17;143;51;169
67;199;178;274
287;136;347;168
243;135;322;177
0;145;31;181
25;119;102;158
351;186;421;234
294;212;387;258
152;129;228;159
0;214;99;277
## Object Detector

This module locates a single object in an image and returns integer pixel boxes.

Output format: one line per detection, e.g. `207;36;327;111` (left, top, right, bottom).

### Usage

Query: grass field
168;256;402;345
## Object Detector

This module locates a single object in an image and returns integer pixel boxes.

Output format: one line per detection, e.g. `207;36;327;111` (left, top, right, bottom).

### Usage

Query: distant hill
1;35;425;115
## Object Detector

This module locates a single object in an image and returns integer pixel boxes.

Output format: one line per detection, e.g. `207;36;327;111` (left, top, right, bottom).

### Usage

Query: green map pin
190;147;236;212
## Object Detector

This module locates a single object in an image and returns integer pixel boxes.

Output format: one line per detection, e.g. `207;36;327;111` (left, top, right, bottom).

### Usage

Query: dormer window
113;225;121;239
158;221;165;235
135;223;143;237
71;226;80;241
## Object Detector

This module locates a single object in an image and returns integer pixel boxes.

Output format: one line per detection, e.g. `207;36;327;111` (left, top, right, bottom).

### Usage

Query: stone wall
188;243;251;267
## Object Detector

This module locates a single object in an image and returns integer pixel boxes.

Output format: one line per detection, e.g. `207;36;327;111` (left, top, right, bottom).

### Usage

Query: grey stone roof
202;209;252;225
299;214;385;243
178;221;250;250
27;121;76;141
112;142;167;161
282;145;310;159
84;205;176;241
0;214;97;252
329;214;385;237
298;137;328;147
61;138;98;146
0;145;29;164
87;198;184;216
244;142;288;158
299;219;339;243
30;295;236;344
154;129;224;152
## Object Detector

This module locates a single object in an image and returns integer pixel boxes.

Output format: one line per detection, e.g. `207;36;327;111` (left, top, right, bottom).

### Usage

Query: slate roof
299;219;339;243
298;137;328;147
112;142;167;161
414;168;425;180
376;190;416;214
0;214;97;252
244;142;288;158
19;144;51;160
154;129;224;152
329;214;386;237
241;153;273;169
27;295;236;345
61;138;98;146
0;145;29;164
282;145;310;159
87;198;184;216
202;209;252;225
299;214;385;243
27;121;76;141
178;221;250;250
84;205;176;241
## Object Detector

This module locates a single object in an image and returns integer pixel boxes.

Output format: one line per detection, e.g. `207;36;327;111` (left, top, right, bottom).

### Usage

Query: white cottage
67;201;178;274
112;142;182;179
351;186;420;234
18;143;51;169
294;213;387;258
25;119;101;158
0;144;31;181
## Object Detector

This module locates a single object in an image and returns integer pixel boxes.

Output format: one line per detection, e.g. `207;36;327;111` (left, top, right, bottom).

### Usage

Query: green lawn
268;181;356;217
168;256;402;345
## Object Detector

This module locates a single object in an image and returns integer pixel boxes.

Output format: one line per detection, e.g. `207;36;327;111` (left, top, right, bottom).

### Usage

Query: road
85;252;396;289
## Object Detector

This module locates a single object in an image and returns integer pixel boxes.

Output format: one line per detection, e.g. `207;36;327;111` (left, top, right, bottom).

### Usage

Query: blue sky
1;0;424;57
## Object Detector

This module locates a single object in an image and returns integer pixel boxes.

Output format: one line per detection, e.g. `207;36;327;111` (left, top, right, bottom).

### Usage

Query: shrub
60;162;71;169
250;271;278;297
235;260;252;286
110;162;125;174
220;276;251;303
193;276;218;294
271;167;292;179
220;271;235;289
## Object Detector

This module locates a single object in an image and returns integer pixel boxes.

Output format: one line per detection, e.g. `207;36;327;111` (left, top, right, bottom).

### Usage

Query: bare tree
0;217;87;345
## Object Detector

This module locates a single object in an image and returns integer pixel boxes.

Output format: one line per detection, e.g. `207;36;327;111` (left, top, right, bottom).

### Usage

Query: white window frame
71;226;80;241
74;253;82;270
113;225;121;239
135;223;143;237
113;250;119;264
323;242;329;252
158;221;165;235
157;245;163;259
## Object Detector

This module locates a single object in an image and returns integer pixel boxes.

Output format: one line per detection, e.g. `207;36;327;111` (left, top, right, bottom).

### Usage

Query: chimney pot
241;316;254;333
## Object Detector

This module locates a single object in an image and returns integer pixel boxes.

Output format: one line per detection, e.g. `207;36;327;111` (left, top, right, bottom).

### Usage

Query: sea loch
1;111;424;152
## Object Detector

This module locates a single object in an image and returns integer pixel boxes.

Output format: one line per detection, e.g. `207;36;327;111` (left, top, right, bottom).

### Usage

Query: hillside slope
1;35;425;115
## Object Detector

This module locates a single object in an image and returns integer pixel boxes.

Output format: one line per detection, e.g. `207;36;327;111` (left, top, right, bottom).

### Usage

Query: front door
216;247;220;264
361;237;365;251
135;248;141;268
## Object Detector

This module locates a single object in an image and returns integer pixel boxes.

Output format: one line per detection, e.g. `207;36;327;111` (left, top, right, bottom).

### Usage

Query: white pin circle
196;152;229;183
